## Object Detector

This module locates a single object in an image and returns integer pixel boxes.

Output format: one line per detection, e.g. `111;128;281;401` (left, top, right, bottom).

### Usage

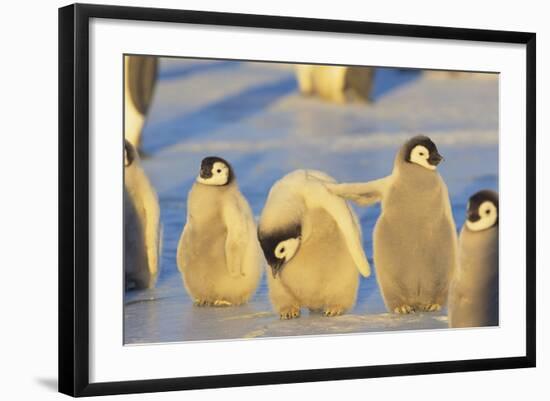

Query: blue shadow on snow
143;76;297;154
158;60;242;81
371;68;421;101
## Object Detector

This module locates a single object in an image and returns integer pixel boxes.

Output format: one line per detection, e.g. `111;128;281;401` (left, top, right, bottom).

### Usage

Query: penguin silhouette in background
125;55;158;152
295;64;375;104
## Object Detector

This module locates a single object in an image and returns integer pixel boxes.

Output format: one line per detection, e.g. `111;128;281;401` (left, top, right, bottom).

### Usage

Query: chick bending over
258;170;371;319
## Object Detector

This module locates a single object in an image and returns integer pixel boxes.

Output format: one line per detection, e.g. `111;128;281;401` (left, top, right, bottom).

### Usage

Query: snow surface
124;58;498;344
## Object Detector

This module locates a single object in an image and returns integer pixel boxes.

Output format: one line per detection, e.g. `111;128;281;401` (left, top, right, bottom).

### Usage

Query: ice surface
124;58;498;344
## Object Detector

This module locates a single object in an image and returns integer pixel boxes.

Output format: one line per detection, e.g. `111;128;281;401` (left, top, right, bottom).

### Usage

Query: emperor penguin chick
327;136;458;314
449;190;499;328
177;157;262;306
258;170;371;319
124;140;161;290
124;55;158;150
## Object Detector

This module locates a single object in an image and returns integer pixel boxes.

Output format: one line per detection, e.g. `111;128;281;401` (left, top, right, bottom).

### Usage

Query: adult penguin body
258;170;371;319
177;157;262;306
327;136;457;313
124;140;161;290
449;190;499;328
295;65;375;104
125;55;158;150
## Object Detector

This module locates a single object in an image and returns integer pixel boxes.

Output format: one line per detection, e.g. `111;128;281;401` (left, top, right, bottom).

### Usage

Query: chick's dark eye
280;247;285;253
419;152;424;156
485;210;490;215
217;169;221;173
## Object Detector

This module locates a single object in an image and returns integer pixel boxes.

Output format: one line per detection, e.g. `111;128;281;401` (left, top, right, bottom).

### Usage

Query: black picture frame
58;3;536;397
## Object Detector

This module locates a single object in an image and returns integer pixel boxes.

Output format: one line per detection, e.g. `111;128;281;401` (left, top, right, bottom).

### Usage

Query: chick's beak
467;209;481;222
429;151;444;166
270;259;285;279
200;167;212;179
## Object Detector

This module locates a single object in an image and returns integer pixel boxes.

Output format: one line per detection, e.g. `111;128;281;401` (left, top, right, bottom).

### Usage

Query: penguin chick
449;190;499;328
326;135;458;314
258;170;371;320
177;157;262;306
124;140;161;290
124;55;158;151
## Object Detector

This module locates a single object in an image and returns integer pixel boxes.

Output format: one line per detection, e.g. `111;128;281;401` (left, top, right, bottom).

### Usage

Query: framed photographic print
58;3;536;397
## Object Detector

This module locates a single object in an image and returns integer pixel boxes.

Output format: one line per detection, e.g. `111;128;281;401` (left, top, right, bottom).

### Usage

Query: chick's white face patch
410;145;436;170
466;201;498;231
197;161;229;186
274;238;300;263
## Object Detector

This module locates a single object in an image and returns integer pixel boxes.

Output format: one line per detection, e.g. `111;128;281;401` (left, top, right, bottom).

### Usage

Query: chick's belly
373;219;429;283
184;230;228;279
282;242;349;308
375;215;449;257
